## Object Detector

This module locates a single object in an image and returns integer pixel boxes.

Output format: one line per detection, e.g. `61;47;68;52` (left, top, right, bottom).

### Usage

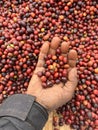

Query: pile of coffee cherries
37;50;68;88
0;0;98;130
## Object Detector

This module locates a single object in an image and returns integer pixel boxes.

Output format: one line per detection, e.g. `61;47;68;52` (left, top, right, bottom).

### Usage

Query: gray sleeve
0;94;49;130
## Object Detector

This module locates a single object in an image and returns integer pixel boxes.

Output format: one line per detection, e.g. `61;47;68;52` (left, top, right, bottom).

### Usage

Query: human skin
27;37;78;111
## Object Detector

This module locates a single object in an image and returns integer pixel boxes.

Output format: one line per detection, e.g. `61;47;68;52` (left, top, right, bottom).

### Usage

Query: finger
64;67;78;91
68;50;77;67
49;37;61;55
61;41;70;56
61;68;78;103
36;41;50;68
43;33;50;41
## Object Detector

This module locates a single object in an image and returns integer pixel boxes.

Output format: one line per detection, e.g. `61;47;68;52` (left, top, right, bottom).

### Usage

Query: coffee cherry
0;0;97;129
37;53;68;88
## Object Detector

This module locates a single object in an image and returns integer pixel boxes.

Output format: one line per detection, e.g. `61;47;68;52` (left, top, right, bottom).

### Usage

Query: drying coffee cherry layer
0;0;98;130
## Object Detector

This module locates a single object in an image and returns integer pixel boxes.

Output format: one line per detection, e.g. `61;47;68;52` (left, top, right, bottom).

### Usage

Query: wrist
35;97;51;114
26;92;50;113
34;101;49;115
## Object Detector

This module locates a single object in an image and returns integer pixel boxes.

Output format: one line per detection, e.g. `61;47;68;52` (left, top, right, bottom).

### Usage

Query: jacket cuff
0;94;48;130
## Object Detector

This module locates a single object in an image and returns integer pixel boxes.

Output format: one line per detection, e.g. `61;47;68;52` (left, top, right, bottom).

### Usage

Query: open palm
27;37;78;111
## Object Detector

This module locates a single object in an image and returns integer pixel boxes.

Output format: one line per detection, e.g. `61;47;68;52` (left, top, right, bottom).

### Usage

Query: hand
27;37;78;111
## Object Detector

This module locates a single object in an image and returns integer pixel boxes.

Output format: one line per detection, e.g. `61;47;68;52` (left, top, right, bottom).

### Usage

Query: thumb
64;67;78;92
